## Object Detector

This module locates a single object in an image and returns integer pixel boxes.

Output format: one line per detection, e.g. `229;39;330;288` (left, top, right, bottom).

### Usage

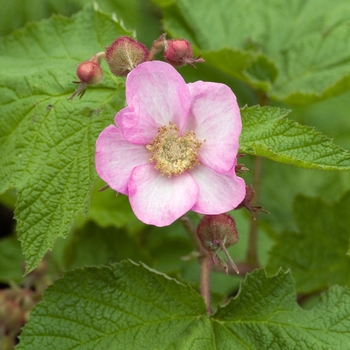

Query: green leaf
267;192;350;294
17;261;212;350
0;6;131;272
88;179;144;232
247;158;350;234
0;235;24;283
18;263;350;349
0;0;162;46
63;221;151;270
159;0;350;104
240;106;350;170
212;269;350;349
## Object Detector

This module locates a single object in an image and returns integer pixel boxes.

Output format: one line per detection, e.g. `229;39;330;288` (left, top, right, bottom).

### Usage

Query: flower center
146;122;202;177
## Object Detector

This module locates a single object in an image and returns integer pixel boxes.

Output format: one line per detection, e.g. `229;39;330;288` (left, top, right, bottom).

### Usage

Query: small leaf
267;192;350;293
0;6;131;272
18;263;350;349
240;106;350;170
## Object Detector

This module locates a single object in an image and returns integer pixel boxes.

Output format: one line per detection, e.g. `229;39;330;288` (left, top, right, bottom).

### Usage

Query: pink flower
95;61;246;226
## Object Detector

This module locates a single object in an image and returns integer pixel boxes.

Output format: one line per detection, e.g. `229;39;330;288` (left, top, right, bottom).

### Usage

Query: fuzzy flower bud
164;39;205;67
197;214;239;274
69;52;104;101
105;36;149;77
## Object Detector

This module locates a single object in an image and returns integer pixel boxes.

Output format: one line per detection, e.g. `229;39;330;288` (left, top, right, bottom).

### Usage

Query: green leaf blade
240;106;350;170
267;193;350;293
0;235;24;283
18;261;211;350
213;269;350;350
18;264;350;349
0;6;130;272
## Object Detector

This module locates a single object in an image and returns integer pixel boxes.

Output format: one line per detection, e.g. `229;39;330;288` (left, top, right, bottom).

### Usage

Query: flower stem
180;216;212;314
246;155;263;266
199;252;212;314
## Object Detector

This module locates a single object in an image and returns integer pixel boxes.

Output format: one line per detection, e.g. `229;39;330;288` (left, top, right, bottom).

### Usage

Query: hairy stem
246;156;263;265
180;216;212;314
199;252;212;314
246;91;268;266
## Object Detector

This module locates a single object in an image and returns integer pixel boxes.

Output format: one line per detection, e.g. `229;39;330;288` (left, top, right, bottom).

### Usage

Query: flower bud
164;39;205;67
76;61;103;85
197;214;239;274
105;36;149;77
69;52;104;101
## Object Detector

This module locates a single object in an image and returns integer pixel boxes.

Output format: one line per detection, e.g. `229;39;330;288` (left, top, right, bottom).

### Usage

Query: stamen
146;122;201;177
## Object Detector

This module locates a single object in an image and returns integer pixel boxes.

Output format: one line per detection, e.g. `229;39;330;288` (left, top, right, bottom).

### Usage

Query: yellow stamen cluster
146;122;202;177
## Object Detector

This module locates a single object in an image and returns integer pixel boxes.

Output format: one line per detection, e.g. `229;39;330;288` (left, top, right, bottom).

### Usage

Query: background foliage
1;0;350;349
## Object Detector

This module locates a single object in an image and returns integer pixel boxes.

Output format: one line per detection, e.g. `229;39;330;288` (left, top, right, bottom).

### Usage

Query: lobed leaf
18;262;350;349
0;6;130;272
267;192;350;293
240;106;350;170
17;261;212;350
212;269;350;350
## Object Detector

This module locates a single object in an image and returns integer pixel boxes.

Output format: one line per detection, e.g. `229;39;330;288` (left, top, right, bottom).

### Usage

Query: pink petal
184;81;242;173
118;61;192;144
190;164;246;214
95;125;150;195
128;164;199;226
114;106;156;145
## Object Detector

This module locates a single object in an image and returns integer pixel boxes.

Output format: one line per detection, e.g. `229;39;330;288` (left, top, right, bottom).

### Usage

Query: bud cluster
69;34;204;100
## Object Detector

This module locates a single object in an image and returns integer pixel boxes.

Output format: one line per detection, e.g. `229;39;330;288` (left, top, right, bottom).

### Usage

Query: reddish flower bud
164;39;205;67
69;52;104;101
105;36;149;77
76;61;103;85
197;214;239;274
